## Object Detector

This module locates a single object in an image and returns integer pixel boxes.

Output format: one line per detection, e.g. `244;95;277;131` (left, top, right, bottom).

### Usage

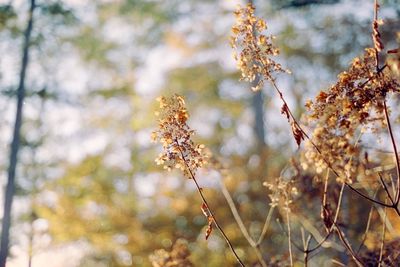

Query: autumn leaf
291;122;304;147
201;203;213;240
281;103;290;122
205;217;214;240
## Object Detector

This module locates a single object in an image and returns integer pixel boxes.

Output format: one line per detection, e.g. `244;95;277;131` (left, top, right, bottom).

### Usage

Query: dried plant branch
334;222;364;267
276;218;304;253
152;95;245;266
303;233;312;267
285;182;346;259
383;100;400;205
272;64;397;215
300;183;346;256
176;143;245;267
371;0;400;216
379;173;395;205
378;199;387;267
286;206;293;267
346;184;392;207
231;2;399;214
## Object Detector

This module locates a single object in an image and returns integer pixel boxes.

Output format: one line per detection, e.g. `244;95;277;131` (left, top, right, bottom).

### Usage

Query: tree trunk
247;0;267;148
0;0;36;265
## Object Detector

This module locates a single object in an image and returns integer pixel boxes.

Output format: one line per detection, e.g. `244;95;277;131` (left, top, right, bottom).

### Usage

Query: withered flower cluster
231;4;288;91
149;239;193;267
302;48;399;182
264;177;298;211
151;95;207;177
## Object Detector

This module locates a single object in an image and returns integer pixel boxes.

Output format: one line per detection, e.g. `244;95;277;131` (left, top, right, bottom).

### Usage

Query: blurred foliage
0;0;399;266
0;4;16;29
272;0;340;9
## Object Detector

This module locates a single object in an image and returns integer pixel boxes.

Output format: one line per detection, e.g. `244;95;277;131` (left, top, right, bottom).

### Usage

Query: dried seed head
264;177;298;211
231;4;288;91
302;48;399;182
152;95;208;177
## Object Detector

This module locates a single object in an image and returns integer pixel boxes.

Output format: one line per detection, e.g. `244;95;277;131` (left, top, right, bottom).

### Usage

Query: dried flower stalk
231;4;289;92
152;95;245;267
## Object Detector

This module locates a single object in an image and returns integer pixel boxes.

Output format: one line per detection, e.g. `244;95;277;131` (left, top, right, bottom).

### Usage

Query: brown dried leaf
201;203;214;240
281;103;290;122
205;217;214;240
291;122;304;147
201;203;210;217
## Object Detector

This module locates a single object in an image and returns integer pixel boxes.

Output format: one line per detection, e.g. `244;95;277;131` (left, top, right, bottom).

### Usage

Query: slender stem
286;206;293;267
373;0;400;212
303;235;311;267
219;179;255;247
346;184;392;207
378;199;387;267
383;100;400;204
219;178;268;267
175;141;245;267
276;219;304;253
334;222;364;267
303;183;345;254
378;173;395;205
256;205;274;246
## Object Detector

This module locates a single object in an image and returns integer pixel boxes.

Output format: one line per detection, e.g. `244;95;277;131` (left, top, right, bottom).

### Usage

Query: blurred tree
272;0;339;9
12;0;399;266
0;0;75;265
0;1;36;265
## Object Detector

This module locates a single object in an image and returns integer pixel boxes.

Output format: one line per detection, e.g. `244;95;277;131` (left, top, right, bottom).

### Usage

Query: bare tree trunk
0;0;36;265
252;89;266;147
248;0;267;148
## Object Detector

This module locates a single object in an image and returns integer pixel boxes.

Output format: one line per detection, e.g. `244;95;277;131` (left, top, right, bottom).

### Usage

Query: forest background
0;0;400;266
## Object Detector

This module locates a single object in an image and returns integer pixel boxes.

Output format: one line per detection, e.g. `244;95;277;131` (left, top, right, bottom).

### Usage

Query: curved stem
286;207;293;267
219;178;267;267
256;205;275;246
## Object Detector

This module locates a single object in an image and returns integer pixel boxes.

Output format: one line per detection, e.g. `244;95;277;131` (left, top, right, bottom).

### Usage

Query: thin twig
219;179;255;247
176;141;245;267
373;0;400;213
277;218;304;253
383;100;400;204
292;183;346;256
334;222;364;267
303;233;312;267
378;173;395;205
286;206;293;267
346;184;392;207
378;199;387;267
